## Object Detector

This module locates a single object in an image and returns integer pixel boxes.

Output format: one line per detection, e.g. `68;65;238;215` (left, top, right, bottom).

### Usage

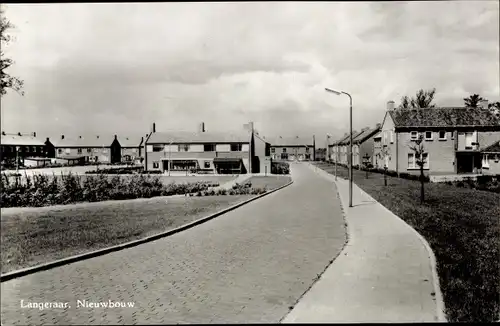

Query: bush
0;173;216;208
271;161;290;175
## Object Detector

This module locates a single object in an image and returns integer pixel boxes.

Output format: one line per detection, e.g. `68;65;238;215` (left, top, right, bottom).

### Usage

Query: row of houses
327;99;500;175
1;122;316;173
0;132;144;168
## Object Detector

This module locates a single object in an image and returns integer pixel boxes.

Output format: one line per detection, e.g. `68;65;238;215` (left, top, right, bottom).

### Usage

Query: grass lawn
313;162;499;322
246;175;292;191
1;195;252;274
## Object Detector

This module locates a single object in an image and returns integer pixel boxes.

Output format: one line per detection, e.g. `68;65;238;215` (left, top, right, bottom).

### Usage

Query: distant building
49;135;121;165
0;132;48;167
269;136;316;161
315;148;327;161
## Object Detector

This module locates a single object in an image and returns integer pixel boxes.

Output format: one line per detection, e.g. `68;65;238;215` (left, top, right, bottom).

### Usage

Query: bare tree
376;146;391;186
1;7;24;97
398;88;436;109
409;134;427;203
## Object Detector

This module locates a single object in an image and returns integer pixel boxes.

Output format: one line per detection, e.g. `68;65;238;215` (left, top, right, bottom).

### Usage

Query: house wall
121;147;142;163
358;137;376;167
483;153;500;174
0;145;46;160
252;135;271;174
270;146;314;161
381;114;397;171
478;131;500;150
145;142;250;171
397;130;456;174
56;147;112;163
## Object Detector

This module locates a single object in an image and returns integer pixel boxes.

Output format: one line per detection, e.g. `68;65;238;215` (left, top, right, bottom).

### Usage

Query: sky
1;1;499;144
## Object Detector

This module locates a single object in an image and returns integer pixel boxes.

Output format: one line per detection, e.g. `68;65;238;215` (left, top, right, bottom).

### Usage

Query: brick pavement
282;163;445;323
1;163;346;325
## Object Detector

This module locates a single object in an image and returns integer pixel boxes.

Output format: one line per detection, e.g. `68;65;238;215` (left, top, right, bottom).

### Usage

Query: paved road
0;164;346;325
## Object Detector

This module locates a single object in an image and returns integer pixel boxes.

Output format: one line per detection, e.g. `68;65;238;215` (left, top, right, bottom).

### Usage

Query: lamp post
325;87;353;207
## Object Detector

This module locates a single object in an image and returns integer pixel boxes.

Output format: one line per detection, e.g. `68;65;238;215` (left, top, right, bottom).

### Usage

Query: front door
162;160;169;172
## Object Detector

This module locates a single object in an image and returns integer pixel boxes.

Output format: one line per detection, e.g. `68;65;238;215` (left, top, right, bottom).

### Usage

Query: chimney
61;135;65;140
79;135;82;139
97;135;99;139
296;136;299;139
376;123;382;128
32;132;37;137
479;99;489;110
1;131;5;136
114;134;117;140
18;132;22;136
199;122;205;133
387;100;395;111
152;123;156;133
46;137;49;142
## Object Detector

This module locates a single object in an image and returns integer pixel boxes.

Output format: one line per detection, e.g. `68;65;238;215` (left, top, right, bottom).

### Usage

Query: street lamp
325;87;353;207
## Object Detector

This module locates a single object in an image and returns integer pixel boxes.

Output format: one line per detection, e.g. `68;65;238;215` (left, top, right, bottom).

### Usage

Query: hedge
271;161;290;175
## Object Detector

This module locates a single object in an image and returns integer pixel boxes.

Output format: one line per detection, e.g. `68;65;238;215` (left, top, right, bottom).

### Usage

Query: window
482;155;490;169
271;147;275;153
87;148;92;153
152;161;159;169
230;143;242;152
410;131;419;140
58;149;63;154
495;155;499;163
25;146;30;152
204;144;215;152
305;154;311;160
408;152;429;169
77;148;82;154
178;144;190;152
265;143;271;156
425;131;433;141
102;148;108;153
464;132;474;149
282;148;287;153
281;153;288;160
32;146;37;152
65;148;71;154
305;147;310;153
204;161;211;169
438;131;447;140
153;144;164;152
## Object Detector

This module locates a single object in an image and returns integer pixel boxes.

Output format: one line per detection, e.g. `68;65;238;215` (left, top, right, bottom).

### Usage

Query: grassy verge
1;195;253;274
246;175;292;191
313;162;499;322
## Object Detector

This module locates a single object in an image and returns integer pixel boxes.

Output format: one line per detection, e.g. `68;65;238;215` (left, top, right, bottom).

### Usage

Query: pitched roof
388;107;500;128
338;130;365;145
50;136;115;148
482;140;500;153
118;136;144;147
268;136;314;146
1;134;46;146
146;131;250;144
353;126;382;145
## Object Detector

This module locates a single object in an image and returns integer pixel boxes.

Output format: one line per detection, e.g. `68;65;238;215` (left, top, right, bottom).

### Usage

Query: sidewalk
282;164;446;323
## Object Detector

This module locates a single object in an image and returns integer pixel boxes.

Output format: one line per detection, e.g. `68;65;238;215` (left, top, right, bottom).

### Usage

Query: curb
311;164;447;322
1;180;294;283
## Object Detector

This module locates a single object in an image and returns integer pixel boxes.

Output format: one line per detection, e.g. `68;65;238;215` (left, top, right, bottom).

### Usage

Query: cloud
1;1;498;141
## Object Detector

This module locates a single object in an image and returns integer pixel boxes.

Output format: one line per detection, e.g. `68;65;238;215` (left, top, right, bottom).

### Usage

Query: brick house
379;100;500;175
352;124;382;167
0;132;49;167
118;136;144;164
50;135;121;165
270;136;316;161
332;131;364;165
144;122;271;174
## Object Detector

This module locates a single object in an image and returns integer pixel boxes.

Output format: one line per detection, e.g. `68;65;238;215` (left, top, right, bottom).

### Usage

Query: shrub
271;161;290;175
